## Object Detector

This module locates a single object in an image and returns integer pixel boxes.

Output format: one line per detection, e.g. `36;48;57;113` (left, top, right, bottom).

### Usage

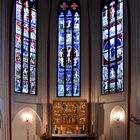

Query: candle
92;121;93;125
76;125;78;131
60;125;62;131
54;125;56;130
83;125;85;130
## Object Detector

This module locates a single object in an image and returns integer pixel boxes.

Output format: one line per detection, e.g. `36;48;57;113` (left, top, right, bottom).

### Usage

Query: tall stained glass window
102;0;124;94
57;0;81;97
15;0;37;95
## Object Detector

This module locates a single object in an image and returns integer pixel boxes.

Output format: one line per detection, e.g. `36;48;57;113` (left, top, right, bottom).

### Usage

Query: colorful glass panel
15;0;37;95
102;0;123;94
58;0;80;97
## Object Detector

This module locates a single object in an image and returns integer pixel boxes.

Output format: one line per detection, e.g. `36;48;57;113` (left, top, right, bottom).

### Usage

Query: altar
52;134;96;140
52;100;87;134
51;100;96;140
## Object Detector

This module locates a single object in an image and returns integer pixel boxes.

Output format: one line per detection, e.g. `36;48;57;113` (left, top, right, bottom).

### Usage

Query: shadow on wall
12;107;42;140
96;103;104;139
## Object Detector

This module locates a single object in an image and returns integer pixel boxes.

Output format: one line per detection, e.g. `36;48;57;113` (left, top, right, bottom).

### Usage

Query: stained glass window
57;0;80;97
102;0;124;94
15;0;37;95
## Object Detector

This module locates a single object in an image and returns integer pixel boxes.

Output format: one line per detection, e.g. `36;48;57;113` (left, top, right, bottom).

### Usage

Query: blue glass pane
30;66;36;80
66;18;72;30
59;32;65;44
15;78;21;92
22;80;29;93
58;84;64;96
31;10;37;27
59;17;65;31
117;19;123;35
66;32;72;44
30;53;36;65
15;48;21;63
58;69;64;84
73;83;80;96
16;3;22;21
109;1;116;23
16;20;22;35
73;69;79;83
66;69;72;83
30;80;36;94
15;34;22;49
66;46;72;68
23;63;28;80
117;2;123;20
102;5;108;26
103;80;109;93
58;46;65;68
109;23;115;38
30;39;36;53
16;0;22;4
15;63;21;77
117;62;123;77
24;8;29;23
31;27;36;40
74;12;80;31
66;10;72;17
110;63;116;80
74;31;80;44
73;44;80;65
110;81;115;92
102;27;108;40
23;23;29;37
66;84;72;96
102;66;108;81
117;77;123;91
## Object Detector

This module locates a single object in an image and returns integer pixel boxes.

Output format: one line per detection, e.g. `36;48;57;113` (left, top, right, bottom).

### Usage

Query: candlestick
91;121;94;135
46;121;48;133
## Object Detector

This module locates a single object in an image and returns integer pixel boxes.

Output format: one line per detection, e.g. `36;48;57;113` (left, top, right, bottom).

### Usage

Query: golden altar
52;100;87;134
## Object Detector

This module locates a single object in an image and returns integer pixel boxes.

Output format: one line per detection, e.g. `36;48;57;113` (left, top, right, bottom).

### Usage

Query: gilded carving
52;100;87;134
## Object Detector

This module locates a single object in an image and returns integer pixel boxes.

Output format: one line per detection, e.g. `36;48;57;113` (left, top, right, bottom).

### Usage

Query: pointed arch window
15;0;37;95
57;0;81;97
102;0;124;94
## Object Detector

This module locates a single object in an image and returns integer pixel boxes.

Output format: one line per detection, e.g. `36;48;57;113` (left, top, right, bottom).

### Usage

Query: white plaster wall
0;0;13;139
129;0;140;139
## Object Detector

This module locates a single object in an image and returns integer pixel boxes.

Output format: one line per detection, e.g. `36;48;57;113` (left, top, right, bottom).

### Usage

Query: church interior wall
1;0;140;139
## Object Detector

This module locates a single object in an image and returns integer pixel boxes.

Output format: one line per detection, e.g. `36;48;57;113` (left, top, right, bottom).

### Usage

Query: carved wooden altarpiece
52;100;87;134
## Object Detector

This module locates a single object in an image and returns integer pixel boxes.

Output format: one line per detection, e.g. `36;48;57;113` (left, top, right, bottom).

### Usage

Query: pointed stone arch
110;105;126;140
12;107;42;140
